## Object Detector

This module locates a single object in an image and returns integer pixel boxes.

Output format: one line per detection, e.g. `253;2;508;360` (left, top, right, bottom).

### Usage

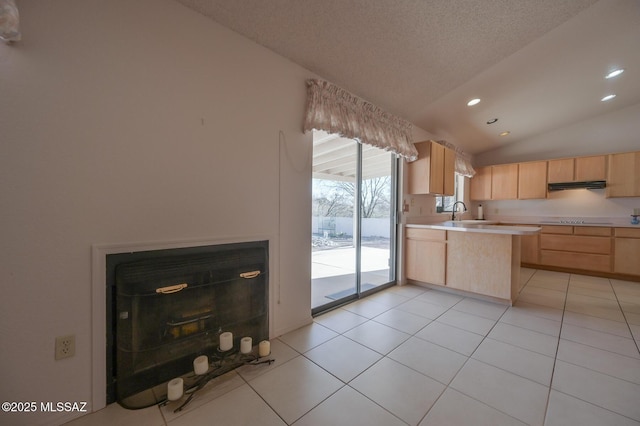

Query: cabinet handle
155;283;188;294
240;271;261;279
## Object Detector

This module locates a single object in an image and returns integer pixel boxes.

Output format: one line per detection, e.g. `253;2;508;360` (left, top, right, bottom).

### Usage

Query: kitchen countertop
406;222;541;235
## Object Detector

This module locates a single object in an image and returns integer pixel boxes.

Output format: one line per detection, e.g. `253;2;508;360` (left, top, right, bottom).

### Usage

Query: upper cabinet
469;166;491;200
491;164;519;200
548;158;574;183
408;141;455;195
576;156;606;181
518;161;547;199
607;152;640;197
548;156;606;183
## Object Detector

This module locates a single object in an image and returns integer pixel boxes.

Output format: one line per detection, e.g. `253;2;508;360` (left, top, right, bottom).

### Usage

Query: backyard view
311;132;395;310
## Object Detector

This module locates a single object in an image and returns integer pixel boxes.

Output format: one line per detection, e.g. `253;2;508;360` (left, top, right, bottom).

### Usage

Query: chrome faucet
451;201;467;221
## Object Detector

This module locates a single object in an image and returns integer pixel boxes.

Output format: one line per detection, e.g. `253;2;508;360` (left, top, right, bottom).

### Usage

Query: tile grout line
539;272;571;425
609;278;640;355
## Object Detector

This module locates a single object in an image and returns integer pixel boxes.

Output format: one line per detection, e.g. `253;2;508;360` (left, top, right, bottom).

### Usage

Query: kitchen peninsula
405;222;541;304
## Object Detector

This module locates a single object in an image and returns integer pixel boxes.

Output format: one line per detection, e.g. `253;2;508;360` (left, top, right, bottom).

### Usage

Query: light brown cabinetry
408;141;455;195
469;166;491;200
607;152;640;197
518;228;539;264
491;164;519;200
548;158;574;183
575;156;606;181
518;161;547;199
539;226;612;273
614;228;640;276
405;228;446;285
548;156;606;183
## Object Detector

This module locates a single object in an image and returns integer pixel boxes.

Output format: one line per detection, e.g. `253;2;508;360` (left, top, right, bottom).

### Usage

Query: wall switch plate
55;335;75;360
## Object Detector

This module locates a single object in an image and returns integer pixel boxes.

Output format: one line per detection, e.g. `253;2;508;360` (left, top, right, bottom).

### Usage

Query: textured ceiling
174;0;640;155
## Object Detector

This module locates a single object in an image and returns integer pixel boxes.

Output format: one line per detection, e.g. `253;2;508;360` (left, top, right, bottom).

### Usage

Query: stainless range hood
547;180;606;191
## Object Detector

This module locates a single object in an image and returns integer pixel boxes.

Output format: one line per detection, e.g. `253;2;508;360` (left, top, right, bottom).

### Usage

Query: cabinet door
607;152;640;197
405;239;446;285
443;147;456;196
491;164;518;200
407;142;431;194
518;161;547;199
521;234;539;264
575;155;606;181
408;141;451;195
614;238;640;276
470;166;491;200
430;142;445;194
548;158;574;183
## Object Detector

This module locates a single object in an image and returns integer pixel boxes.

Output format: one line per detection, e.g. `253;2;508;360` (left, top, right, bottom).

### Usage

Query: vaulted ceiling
174;0;640;156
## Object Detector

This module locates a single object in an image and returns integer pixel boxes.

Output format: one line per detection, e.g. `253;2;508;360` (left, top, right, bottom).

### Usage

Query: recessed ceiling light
601;94;616;102
499;131;510;137
605;69;624;79
486;118;498;124
467;98;481;106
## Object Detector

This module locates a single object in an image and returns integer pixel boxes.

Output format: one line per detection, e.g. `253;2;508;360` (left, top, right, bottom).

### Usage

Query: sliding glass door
311;131;397;313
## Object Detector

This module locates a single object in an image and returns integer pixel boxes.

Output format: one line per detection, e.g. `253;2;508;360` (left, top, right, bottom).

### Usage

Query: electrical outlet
55;335;75;360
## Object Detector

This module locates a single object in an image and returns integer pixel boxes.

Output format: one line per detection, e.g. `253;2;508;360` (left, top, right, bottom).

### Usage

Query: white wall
0;1;313;424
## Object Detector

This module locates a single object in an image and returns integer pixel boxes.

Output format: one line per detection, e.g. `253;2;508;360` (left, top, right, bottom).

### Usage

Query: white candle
167;378;183;401
219;332;233;351
258;340;270;357
193;355;209;375
240;337;252;354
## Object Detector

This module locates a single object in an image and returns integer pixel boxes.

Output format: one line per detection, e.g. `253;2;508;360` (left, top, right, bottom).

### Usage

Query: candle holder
632;215;639;225
159;348;275;413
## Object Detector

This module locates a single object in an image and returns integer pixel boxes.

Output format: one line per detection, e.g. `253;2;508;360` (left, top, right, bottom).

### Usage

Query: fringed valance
435;140;476;177
0;0;20;43
303;79;418;161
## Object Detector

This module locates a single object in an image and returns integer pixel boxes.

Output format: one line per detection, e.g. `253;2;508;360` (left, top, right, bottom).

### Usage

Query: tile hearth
68;269;640;426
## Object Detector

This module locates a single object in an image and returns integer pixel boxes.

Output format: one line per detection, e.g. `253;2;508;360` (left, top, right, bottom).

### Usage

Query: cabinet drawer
574;227;613;236
540;235;611;254
615;228;640;238
540;225;573;234
406;228;446;241
540;250;611;272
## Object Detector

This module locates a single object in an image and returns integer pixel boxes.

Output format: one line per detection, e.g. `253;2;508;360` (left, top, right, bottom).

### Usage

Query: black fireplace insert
106;241;268;408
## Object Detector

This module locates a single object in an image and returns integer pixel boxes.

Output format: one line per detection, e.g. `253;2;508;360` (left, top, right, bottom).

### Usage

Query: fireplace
106;240;269;409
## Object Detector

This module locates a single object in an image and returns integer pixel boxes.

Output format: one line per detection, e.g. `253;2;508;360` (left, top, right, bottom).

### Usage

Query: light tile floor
67;269;640;426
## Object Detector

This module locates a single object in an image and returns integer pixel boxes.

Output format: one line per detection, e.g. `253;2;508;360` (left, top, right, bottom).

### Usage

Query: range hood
547;180;606;191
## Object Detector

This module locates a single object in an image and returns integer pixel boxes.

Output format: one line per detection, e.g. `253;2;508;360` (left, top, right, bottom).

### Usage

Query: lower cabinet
614;228;640;276
539;226;612;273
405;228;446;285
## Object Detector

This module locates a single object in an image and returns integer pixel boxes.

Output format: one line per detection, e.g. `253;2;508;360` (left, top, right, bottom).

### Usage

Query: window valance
0;0;21;42
303;79;418;161
435;140;476;177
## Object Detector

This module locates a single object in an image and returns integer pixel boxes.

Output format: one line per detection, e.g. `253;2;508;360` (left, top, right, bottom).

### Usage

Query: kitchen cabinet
548;156;606;183
405;228;446;285
491;164;518;200
469;166;491;200
539;226;612;273
408;141;455;195
518;161;547;199
575;156;606;181
548;158;574;183
519;230;539;264
614;228;640;276
607;151;640;197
